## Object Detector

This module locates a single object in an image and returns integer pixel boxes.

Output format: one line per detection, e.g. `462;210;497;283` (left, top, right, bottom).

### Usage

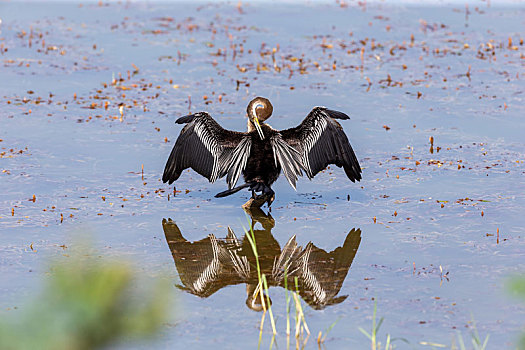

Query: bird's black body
243;125;280;185
162;97;362;207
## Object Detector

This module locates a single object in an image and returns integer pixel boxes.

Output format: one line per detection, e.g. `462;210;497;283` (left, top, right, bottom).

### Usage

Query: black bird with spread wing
162;97;361;207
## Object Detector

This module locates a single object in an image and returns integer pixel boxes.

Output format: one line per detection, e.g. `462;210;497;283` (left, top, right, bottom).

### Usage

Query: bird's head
245;282;272;312
247;97;273;140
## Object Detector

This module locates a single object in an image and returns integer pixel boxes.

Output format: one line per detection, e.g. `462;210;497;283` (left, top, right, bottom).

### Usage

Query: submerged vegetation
0;245;170;350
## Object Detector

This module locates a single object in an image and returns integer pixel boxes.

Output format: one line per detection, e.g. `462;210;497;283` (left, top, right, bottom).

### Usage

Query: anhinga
162;208;362;311
162;97;362;207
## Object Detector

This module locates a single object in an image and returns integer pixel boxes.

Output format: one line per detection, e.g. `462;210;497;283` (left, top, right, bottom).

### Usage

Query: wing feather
162;112;247;185
270;134;305;189
221;136;252;189
280;107;362;183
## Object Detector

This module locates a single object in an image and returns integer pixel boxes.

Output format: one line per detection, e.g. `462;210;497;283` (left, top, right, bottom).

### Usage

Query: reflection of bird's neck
245;283;264;311
245;207;275;229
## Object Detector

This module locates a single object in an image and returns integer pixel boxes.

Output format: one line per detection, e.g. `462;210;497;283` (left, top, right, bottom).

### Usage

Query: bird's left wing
162;112;250;187
220;136;252;189
280;107;362;183
285;228;362;309
269;134;305;189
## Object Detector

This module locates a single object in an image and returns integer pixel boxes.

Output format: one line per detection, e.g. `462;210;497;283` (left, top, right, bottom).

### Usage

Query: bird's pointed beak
254;116;265;140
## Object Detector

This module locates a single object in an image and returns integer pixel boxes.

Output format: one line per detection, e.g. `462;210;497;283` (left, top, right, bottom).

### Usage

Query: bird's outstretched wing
280;107;362;182
286;228;362;309
269;134;305;189
162;219;247;298
162;112;250;188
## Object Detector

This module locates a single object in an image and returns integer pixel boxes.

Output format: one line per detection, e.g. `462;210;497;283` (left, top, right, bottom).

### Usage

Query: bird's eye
255;104;263;109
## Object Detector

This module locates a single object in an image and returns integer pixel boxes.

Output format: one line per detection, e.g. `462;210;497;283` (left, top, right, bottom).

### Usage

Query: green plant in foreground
0;249;170;350
451;327;489;350
439;315;489;350
360;299;491;350
243;221;309;350
359;299;491;350
359;299;392;350
508;276;525;349
244;222;277;349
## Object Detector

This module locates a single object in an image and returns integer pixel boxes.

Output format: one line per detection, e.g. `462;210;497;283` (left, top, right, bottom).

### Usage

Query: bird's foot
243;184;271;209
242;194;268;209
243;182;274;209
263;187;275;208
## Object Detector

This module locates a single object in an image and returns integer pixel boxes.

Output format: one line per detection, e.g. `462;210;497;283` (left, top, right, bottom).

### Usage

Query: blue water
1;1;524;348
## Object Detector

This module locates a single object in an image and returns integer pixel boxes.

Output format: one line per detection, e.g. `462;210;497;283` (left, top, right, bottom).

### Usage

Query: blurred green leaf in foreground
509;277;525;350
0;248;171;350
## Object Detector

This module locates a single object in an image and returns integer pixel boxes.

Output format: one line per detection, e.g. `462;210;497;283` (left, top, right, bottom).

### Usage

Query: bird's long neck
247;119;256;132
247;119;271;132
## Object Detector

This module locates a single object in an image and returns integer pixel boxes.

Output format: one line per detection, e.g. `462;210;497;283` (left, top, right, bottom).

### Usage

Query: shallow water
0;1;524;348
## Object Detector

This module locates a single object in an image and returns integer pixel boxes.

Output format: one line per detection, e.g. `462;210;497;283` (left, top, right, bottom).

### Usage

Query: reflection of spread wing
285;228;361;309
162;218;248;297
224;227;250;279
272;235;302;282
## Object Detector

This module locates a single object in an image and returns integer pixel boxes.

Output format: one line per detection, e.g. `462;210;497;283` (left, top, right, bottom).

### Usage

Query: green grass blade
321;317;341;342
262;274;277;335
358;327;372;341
481;335;489;350
456;331;466;350
376;317;384;334
284;266;290;336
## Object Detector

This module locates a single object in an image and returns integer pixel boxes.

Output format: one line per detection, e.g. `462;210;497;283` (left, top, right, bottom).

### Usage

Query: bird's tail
215;183;252;198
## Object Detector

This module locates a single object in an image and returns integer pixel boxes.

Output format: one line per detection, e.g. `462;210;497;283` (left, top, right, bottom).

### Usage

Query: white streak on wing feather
192;234;221;293
270;135;305;190
302;113;328;178
225;227;250;278
225;137;252;189
300;245;327;304
272;235;301;282
193;117;222;182
229;249;250;279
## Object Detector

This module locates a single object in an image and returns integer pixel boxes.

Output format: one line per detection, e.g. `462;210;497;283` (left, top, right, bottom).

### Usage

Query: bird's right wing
162;112;249;187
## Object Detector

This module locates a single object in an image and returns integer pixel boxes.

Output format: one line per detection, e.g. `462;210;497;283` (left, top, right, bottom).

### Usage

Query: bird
162;207;362;311
162;97;361;207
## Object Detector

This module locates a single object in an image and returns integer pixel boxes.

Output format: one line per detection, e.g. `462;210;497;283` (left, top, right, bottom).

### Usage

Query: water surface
0;1;524;348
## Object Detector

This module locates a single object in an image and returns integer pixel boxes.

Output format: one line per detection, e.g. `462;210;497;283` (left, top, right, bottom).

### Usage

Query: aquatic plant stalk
244;222;277;337
284;266;291;336
262;273;277;335
358;299;384;350
293;276;310;341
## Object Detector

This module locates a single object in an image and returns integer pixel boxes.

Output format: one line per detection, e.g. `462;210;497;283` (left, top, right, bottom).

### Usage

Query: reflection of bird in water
162;97;361;208
162;208;362;311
